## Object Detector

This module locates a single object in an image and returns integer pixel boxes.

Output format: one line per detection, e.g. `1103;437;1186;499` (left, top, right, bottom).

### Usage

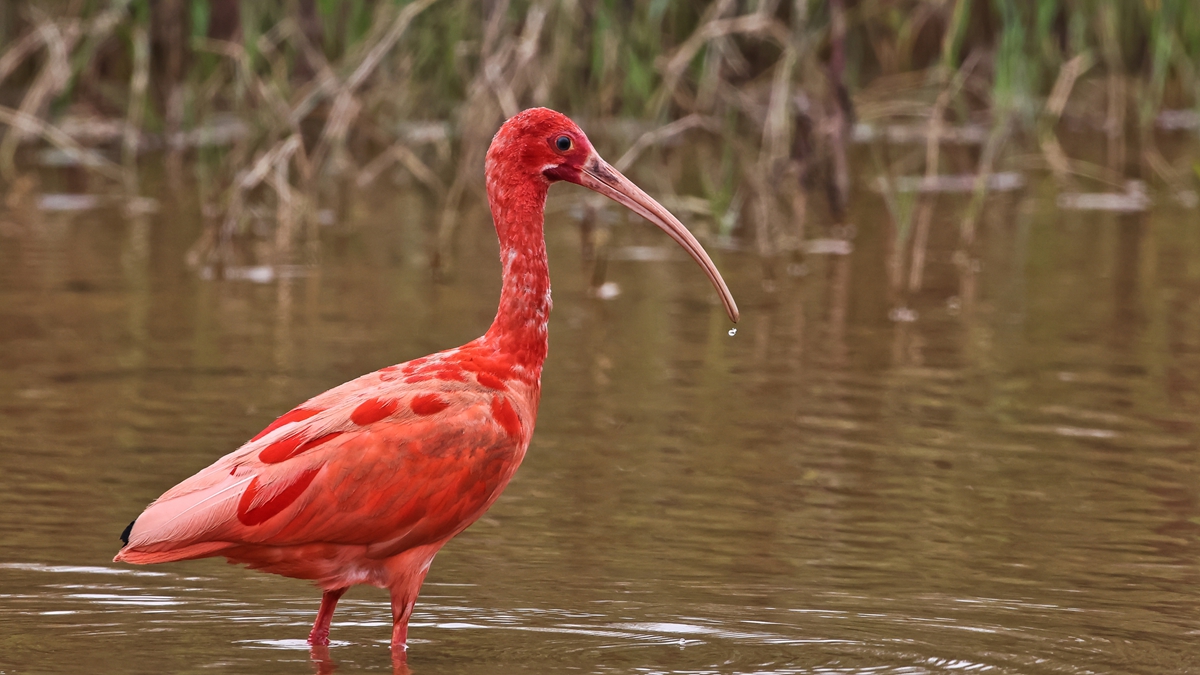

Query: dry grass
0;0;1195;299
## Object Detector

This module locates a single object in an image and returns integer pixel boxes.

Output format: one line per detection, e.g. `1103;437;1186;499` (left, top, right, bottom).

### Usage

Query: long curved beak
575;154;739;323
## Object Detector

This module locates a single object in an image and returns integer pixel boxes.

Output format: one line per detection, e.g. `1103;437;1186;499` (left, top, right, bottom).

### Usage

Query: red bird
114;108;739;656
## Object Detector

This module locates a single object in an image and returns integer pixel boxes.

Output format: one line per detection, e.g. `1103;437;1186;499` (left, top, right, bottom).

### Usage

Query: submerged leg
308;587;349;646
309;642;337;675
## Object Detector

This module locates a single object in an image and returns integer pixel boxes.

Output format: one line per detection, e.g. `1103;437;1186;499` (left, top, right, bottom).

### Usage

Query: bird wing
116;362;534;564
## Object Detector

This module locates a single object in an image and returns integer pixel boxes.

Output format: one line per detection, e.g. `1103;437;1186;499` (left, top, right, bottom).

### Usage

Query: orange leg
308;587;349;646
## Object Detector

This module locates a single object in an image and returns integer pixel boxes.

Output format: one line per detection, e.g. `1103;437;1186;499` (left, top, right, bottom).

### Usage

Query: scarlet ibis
114;108;739;655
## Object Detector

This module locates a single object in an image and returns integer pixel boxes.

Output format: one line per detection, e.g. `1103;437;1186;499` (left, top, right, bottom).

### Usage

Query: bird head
486;108;739;323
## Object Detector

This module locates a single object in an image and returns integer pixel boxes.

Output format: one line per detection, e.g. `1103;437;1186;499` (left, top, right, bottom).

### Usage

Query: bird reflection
309;644;337;674
309;643;414;675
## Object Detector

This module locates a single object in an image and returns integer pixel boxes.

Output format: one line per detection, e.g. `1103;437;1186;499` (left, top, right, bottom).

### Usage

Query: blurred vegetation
0;0;1197;293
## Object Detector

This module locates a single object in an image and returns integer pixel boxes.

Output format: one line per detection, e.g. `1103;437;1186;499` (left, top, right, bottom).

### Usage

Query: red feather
113;107;738;657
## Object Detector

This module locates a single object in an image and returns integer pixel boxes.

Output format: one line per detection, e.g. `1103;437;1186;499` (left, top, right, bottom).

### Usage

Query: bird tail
114;540;230;565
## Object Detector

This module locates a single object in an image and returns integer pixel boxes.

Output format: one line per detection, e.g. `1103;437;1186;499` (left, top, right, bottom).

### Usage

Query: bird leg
390;589;417;653
388;567;431;656
308;587;349;646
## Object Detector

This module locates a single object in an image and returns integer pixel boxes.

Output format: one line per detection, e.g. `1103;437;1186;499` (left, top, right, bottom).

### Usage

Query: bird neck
483;180;552;378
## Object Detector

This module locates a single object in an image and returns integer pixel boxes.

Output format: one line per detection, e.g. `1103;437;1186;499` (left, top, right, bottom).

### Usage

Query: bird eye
555;135;572;152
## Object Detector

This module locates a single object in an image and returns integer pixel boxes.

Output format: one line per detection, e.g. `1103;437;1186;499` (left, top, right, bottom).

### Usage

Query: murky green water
3;161;1200;674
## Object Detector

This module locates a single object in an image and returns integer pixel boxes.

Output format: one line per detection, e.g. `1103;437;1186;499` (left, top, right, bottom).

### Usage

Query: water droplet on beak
728;328;737;337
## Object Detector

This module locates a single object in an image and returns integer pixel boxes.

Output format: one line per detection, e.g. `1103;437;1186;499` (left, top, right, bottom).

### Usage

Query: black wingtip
119;519;136;546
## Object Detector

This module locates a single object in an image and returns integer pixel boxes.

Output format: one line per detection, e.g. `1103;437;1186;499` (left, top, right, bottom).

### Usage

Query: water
2;163;1200;673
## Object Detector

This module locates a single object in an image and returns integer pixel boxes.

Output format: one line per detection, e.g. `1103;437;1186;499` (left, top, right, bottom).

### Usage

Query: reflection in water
308;642;413;675
2;164;1200;673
